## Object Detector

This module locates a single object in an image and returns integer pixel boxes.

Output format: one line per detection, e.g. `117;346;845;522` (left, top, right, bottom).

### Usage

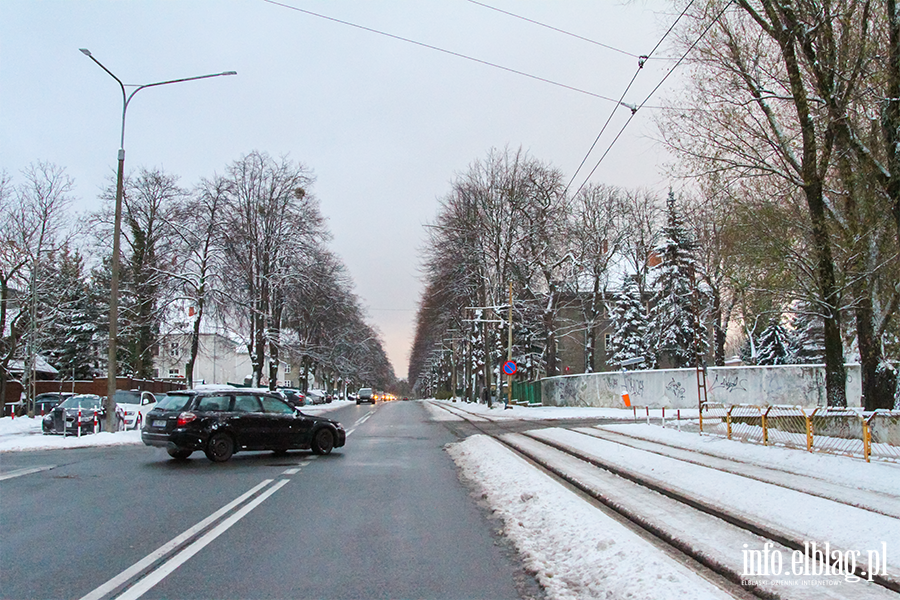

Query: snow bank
447;434;733;600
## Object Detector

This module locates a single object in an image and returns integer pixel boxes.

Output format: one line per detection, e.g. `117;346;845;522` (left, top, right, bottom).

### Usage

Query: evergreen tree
755;318;790;365
648;190;708;368
789;303;826;364
42;246;100;379
608;276;652;369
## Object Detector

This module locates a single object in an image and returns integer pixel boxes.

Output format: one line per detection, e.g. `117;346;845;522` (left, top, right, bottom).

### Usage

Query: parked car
305;389;328;405
6;392;72;417
278;388;306;408
114;390;157;430
357;387;375;405
42;394;125;435
141;388;346;462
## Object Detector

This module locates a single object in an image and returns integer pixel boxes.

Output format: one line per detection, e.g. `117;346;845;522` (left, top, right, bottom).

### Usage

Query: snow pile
604;423;900;496
0;416;142;452
447;434;733;600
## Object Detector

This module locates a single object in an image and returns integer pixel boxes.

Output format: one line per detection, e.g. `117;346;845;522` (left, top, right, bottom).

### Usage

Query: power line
569;1;734;199
565;0;698;195
260;0;632;108
465;0;665;60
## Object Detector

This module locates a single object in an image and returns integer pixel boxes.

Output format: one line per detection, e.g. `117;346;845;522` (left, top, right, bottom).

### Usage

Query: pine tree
608;276;652;369
648;190;708;368
790;303;826;364
755;318;790;365
42;246;101;379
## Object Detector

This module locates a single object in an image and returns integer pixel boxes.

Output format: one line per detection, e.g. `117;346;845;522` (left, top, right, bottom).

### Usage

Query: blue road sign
502;360;517;375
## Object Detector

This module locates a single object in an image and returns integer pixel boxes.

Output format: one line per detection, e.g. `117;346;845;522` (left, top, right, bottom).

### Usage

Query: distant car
306;389;328;405
357;387;375;405
279;388;306;408
141;389;346;462
114;390;157;430
42;394;125;435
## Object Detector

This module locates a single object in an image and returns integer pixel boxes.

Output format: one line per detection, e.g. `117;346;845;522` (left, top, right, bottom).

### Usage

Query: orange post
621;390;631;407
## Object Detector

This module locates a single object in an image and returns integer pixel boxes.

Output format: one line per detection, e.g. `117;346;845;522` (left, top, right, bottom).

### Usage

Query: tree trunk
887;0;900;243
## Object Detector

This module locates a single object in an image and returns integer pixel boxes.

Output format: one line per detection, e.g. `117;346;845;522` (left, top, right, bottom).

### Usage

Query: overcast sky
2;1;682;380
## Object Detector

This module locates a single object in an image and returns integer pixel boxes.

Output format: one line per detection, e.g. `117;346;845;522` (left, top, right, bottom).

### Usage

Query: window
196;395;231;412
284;380;293;388
170;342;179;358
283;363;291;374
168;368;180;378
233;395;262;413
260;396;294;414
604;333;611;349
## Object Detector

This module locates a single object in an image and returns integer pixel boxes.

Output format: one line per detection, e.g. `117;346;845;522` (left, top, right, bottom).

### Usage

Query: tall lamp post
79;48;236;430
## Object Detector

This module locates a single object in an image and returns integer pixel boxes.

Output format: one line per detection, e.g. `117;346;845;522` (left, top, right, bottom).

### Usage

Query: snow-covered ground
430;399;700;421
427;400;900;600
0;401;353;453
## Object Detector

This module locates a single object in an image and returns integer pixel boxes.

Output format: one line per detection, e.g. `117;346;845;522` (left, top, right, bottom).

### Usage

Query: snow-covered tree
789;304;825;364
607;276;652;369
755;318;790;366
648;190;707;368
42;245;100;379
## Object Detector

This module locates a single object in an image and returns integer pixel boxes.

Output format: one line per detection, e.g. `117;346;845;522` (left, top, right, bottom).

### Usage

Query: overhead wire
261;0;633;108
464;0;667;61
569;0;735;199
564;0;697;195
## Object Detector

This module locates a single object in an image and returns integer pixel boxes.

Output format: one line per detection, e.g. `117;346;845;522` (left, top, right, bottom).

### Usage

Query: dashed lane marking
0;465;56;481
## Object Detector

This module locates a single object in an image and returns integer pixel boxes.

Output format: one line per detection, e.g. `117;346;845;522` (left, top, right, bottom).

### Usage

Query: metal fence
698;403;900;462
510;380;542;406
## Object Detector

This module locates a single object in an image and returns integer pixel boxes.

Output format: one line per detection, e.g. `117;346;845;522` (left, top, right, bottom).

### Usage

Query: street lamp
79;48;236;430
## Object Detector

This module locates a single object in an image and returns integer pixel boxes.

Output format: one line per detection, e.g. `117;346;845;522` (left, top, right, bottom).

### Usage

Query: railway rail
429;401;899;600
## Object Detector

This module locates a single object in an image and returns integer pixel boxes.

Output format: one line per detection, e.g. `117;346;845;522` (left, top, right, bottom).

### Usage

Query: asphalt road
1;401;541;600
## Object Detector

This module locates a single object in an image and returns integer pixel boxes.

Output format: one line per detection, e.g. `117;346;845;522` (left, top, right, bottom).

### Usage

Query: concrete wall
542;364;863;409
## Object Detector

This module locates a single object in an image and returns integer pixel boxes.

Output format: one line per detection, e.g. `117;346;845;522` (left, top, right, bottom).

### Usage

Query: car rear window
196;395;232;412
155;394;193;411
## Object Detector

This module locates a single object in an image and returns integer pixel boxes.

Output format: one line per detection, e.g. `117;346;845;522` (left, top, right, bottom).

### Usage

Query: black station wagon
141;389;346;462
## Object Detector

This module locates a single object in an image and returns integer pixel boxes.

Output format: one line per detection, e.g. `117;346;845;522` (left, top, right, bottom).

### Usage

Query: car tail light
176;412;197;427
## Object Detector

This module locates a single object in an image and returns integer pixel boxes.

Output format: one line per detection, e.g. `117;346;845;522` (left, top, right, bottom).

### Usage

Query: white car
114;390;157;430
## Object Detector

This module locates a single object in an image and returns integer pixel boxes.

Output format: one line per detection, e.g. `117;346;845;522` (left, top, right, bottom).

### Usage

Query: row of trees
410;141;897;408
411;1;900;410
1;152;395;413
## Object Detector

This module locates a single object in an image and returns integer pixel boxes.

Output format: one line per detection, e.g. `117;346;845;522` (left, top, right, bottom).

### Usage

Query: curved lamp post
79;48;235;430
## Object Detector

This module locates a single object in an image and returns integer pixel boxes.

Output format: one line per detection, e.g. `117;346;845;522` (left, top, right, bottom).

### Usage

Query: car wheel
311;428;334;455
205;433;234;462
117;416;125;432
167;448;192;460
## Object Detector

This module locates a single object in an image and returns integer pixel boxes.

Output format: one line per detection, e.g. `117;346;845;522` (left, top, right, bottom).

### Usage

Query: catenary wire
564;0;697;195
465;0;674;61
569;0;734;199
260;0;634;108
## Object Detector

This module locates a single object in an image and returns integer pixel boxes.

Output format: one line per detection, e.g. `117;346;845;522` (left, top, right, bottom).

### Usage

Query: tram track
430;401;900;600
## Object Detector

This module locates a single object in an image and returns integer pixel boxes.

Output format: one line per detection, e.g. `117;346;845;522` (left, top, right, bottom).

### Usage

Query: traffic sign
502;360;517;375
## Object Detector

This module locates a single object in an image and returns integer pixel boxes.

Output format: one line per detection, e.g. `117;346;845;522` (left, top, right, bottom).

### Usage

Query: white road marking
0;465;55;481
79;479;275;600
114;479;290;600
282;468;301;475
298;461;310;467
